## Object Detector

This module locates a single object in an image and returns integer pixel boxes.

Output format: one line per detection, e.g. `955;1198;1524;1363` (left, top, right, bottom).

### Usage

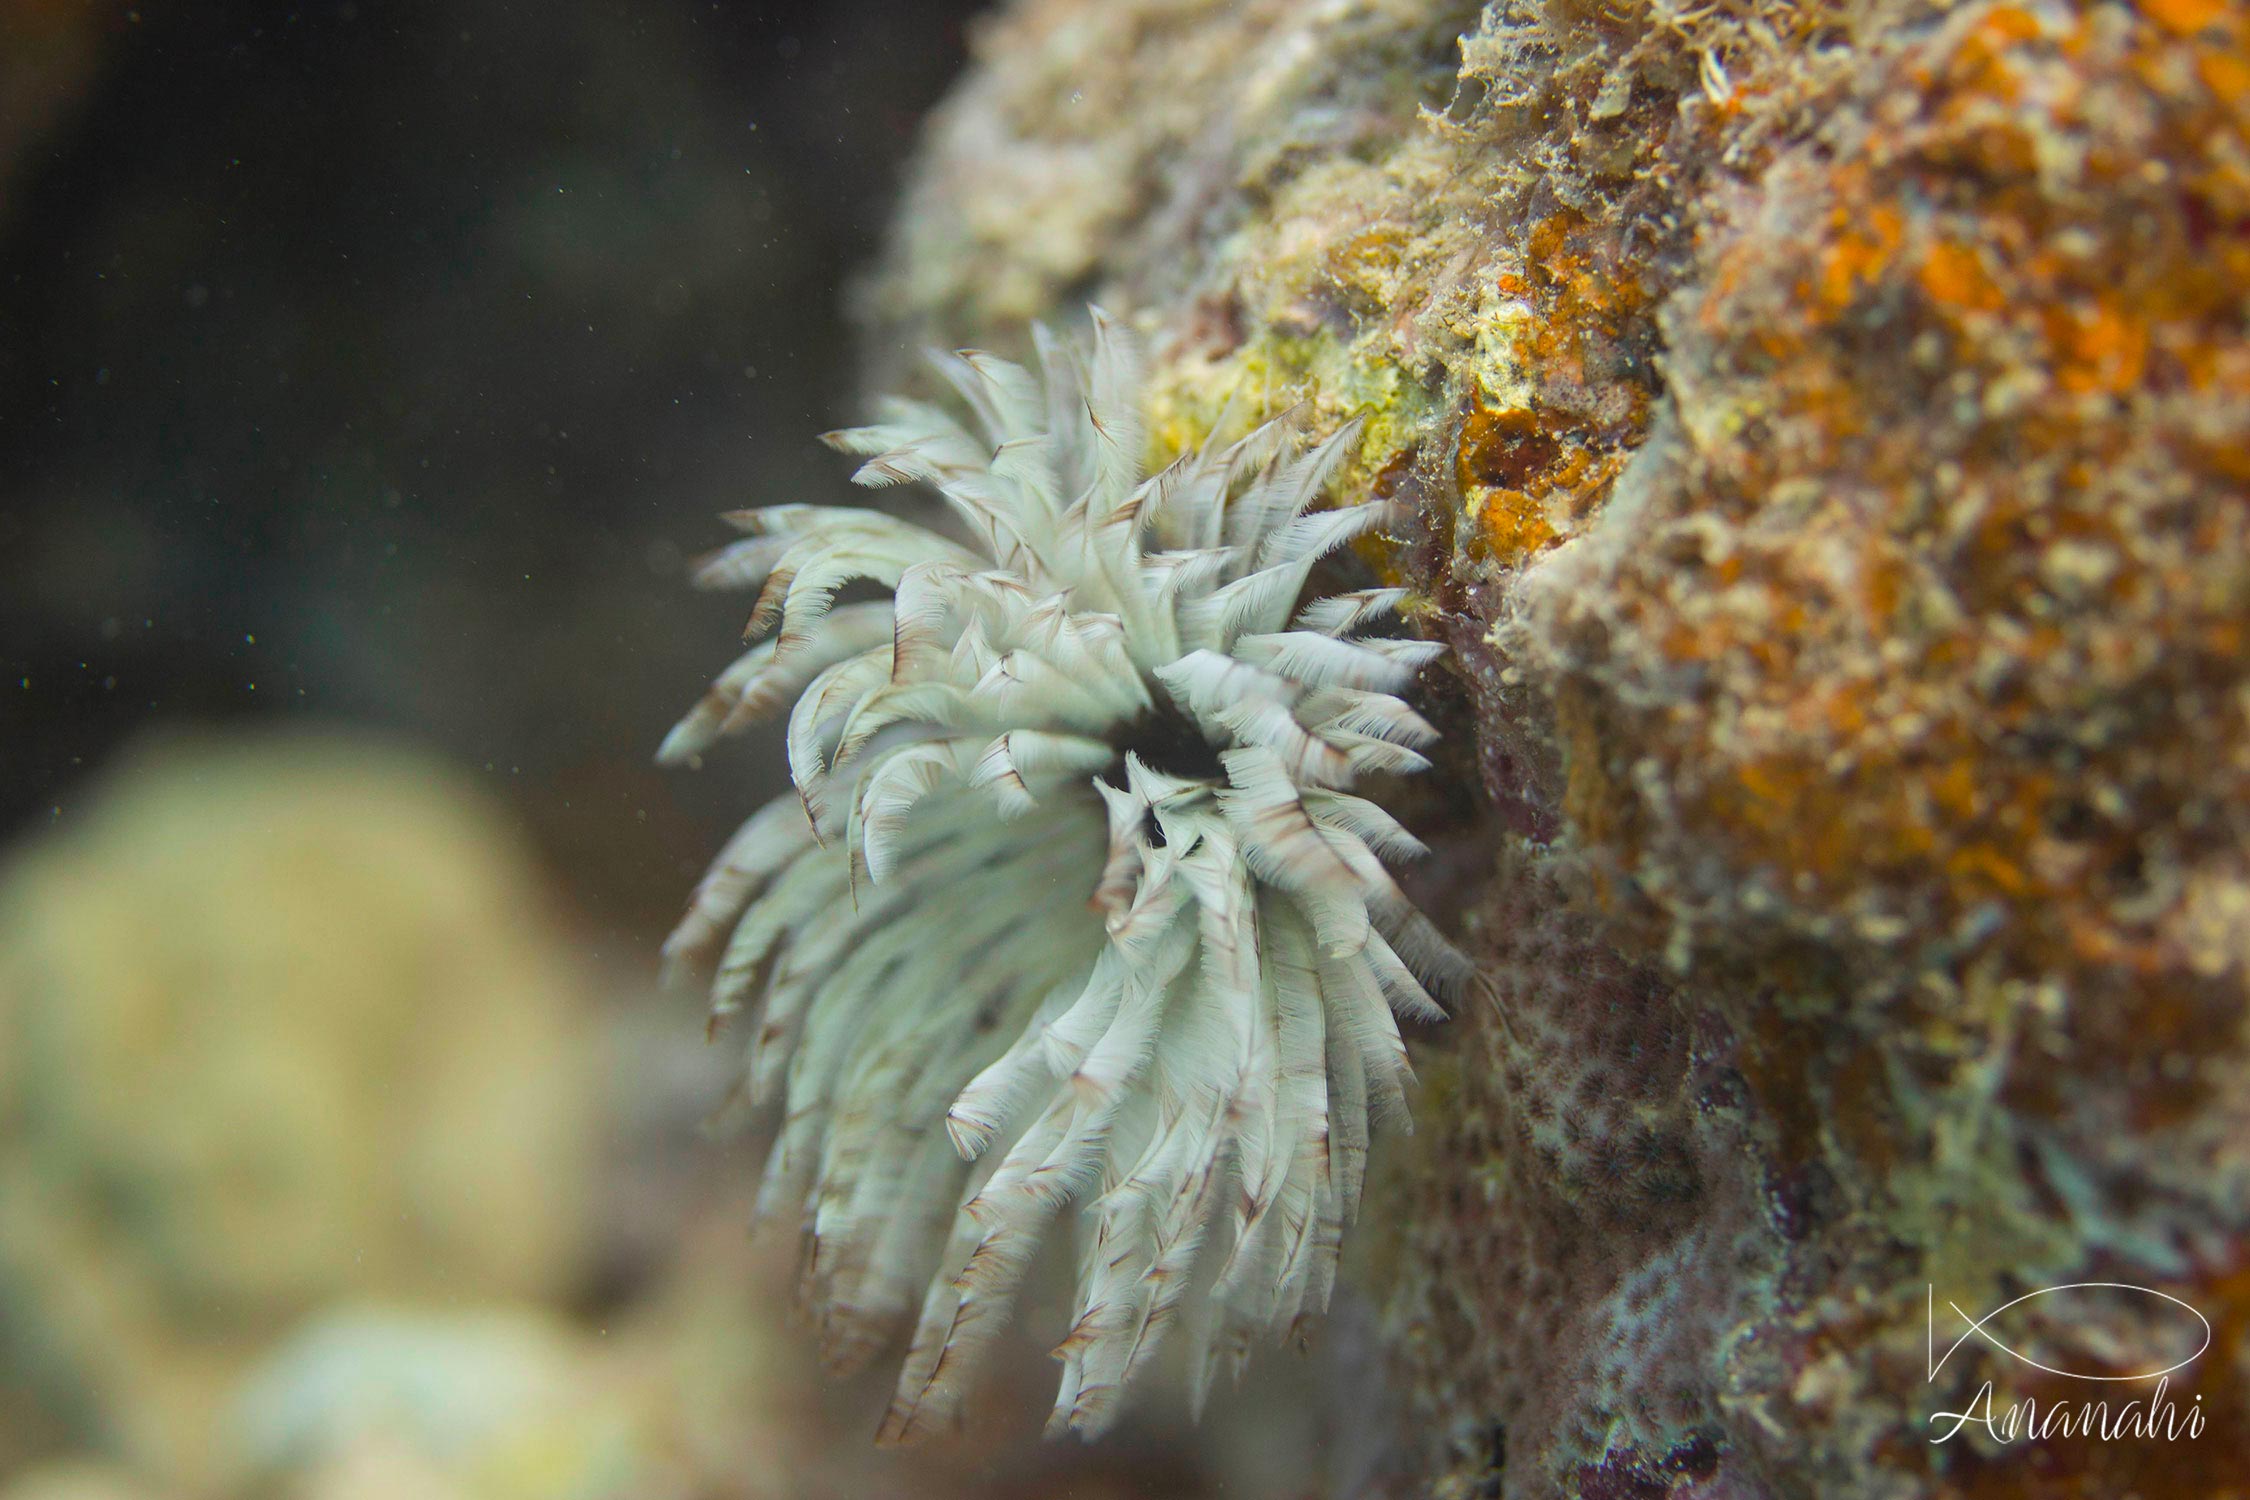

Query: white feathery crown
659;309;1469;1443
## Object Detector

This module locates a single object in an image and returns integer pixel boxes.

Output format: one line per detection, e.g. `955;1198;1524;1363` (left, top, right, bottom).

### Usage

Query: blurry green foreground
0;735;807;1499
0;735;1318;1500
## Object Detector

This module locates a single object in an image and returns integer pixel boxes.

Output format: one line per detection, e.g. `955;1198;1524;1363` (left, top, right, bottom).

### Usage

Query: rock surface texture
860;1;2250;1495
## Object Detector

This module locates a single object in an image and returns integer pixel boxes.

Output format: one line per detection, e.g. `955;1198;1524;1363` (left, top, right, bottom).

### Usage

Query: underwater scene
5;2;2249;1498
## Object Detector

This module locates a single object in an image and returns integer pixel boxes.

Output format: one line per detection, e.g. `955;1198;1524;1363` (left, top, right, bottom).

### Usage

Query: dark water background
0;0;985;946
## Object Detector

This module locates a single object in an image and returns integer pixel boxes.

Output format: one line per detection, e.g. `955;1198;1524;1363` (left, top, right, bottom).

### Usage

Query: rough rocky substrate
858;1;2250;1495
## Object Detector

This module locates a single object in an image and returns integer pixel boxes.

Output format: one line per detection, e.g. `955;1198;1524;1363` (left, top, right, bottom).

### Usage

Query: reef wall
859;1;2250;1495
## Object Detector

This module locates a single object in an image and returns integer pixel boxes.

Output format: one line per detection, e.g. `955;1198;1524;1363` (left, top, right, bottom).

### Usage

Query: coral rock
861;0;2250;1494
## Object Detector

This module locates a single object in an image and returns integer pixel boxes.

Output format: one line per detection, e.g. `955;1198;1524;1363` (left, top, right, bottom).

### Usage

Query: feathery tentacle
661;312;1464;1442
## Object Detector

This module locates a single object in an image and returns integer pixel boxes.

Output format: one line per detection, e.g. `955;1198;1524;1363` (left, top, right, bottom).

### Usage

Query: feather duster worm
660;311;1468;1442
